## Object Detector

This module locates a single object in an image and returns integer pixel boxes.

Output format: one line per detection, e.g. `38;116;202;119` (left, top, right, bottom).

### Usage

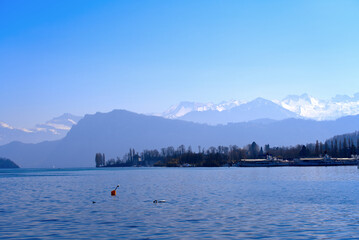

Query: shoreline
237;158;359;167
98;158;359;168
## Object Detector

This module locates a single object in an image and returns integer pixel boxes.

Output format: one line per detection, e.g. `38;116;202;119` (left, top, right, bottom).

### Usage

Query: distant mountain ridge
161;100;244;119
3;93;359;146
179;98;298;125
0;113;82;145
160;93;359;124
278;93;359;120
1;110;359;168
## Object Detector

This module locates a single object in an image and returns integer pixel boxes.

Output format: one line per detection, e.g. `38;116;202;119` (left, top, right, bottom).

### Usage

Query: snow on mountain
214;100;244;111
278;94;327;120
161;93;359;123
161;98;297;124
36;113;83;134
161;100;244;119
0;122;14;130
161;102;212;119
179;98;299;125
0;122;33;133
0;113;82;145
278;93;359;120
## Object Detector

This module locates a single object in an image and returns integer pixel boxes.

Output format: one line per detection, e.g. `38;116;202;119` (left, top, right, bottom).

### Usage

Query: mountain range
178;98;298;125
2;110;359;168
0;113;82;145
2;93;359;147
160;93;359;124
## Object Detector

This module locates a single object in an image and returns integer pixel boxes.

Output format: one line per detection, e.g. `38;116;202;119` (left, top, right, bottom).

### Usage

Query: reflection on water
1;167;359;239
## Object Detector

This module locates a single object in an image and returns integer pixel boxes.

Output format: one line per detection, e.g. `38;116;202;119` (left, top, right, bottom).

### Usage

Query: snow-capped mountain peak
38;113;82;132
279;94;326;119
0;121;32;133
162;100;244;119
215;100;244;111
161;93;359;123
0;122;14;130
162;102;210;119
279;93;359;120
0;113;83;145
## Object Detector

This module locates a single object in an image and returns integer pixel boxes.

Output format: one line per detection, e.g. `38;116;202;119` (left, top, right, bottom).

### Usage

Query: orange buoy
111;185;119;196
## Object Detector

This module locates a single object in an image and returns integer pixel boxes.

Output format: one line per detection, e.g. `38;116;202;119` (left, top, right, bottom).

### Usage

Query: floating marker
111;185;119;196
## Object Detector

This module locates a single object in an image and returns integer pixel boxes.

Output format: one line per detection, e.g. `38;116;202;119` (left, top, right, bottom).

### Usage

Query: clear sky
1;0;359;127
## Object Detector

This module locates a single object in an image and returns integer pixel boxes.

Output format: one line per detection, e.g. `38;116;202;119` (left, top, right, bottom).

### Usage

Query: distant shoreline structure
97;152;359;168
236;157;358;167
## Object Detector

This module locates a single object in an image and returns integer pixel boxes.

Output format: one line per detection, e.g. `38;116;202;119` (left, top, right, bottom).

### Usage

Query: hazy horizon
1;1;359;127
3;92;359;128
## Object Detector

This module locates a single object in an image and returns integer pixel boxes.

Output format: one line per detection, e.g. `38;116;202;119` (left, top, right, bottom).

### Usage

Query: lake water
1;167;359;239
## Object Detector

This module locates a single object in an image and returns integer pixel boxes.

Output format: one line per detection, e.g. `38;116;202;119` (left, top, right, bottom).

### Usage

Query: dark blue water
1;167;359;239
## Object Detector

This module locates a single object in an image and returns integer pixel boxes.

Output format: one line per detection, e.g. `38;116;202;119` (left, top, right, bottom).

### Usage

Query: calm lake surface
1;167;359;239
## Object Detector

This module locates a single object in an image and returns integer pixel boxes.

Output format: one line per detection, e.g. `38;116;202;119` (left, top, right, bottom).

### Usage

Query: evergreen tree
264;144;270;153
319;142;323;155
334;139;338;157
259;147;264;158
350;143;356;156
187;146;192;153
324;141;329;154
343;138;348;157
299;145;309;158
348;138;351;149
315;140;319;156
339;140;342;157
95;153;103;167
249;142;259;159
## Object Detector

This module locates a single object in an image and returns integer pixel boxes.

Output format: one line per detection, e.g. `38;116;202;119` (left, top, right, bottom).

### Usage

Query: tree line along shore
96;137;359;168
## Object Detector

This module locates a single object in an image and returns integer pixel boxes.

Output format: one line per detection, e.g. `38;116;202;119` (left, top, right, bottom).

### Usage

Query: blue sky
1;0;359;127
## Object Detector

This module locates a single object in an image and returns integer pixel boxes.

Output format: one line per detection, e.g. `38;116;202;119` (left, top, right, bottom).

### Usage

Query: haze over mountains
2;110;359;168
3;93;359;145
0;113;82;145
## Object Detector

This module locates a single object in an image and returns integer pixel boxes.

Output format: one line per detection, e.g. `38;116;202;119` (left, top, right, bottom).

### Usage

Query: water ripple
1;167;359;239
